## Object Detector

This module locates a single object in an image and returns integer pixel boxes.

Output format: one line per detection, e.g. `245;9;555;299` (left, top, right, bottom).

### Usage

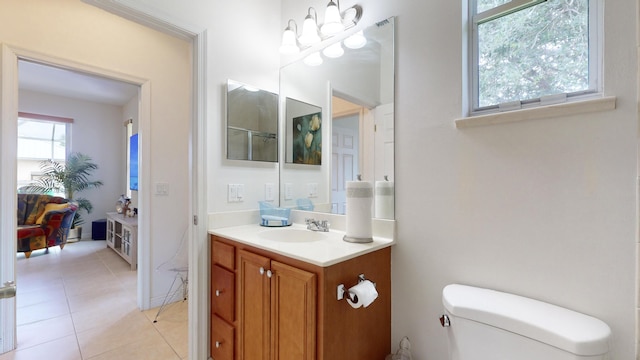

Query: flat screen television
130;133;138;191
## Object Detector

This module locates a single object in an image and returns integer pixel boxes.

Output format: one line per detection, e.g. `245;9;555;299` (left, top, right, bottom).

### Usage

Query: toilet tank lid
442;284;611;356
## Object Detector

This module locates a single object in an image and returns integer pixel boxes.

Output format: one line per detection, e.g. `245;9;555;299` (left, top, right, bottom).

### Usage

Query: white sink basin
258;228;329;243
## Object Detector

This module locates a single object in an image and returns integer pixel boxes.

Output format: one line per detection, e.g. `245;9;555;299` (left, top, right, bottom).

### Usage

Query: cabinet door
106;219;115;247
238;250;271;360
270;261;316;360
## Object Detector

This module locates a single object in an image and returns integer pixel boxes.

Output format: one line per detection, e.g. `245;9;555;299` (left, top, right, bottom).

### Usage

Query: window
17;112;72;191
469;0;601;114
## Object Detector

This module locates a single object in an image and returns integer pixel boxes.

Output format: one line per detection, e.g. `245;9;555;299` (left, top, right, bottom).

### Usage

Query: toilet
441;284;611;360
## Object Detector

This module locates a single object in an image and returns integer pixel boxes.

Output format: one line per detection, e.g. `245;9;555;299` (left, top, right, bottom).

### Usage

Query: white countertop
209;223;395;267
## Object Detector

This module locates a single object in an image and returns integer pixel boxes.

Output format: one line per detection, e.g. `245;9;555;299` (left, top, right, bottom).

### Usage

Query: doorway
1;47;152;354
330;94;372;214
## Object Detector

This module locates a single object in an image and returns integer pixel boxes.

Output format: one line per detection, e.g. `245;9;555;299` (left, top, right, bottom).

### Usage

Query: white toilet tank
441;284;611;360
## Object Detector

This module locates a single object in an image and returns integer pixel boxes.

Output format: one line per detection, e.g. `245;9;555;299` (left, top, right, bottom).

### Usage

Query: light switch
228;184;238;202
284;183;293;200
308;183;318;198
237;184;245;202
156;182;169;196
265;183;275;201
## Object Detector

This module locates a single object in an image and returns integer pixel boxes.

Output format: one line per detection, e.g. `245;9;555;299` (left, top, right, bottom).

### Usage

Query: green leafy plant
23;152;103;227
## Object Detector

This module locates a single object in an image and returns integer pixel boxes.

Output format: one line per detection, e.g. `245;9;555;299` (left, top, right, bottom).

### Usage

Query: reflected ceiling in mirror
279;17;395;219
226;79;278;162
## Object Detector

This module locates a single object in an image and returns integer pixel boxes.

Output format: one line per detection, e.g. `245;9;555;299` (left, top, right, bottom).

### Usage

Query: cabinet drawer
212;264;235;322
211;315;234;360
213;240;235;270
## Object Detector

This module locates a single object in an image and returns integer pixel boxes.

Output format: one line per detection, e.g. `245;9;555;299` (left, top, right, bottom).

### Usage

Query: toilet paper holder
337;274;375;301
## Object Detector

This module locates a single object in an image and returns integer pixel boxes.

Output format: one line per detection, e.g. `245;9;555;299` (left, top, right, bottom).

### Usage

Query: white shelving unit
106;212;138;270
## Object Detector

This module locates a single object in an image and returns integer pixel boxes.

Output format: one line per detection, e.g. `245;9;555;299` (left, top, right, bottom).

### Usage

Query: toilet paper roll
346;280;378;308
344;181;373;243
375;181;394;219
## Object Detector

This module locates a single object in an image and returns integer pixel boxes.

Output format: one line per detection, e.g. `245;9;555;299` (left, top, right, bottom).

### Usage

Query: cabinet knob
259;267;265;275
266;270;273;278
215;340;223;348
215;289;223;297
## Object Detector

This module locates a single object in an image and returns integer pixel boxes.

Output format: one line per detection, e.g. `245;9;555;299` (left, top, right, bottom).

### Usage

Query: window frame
468;0;602;116
17;112;72;161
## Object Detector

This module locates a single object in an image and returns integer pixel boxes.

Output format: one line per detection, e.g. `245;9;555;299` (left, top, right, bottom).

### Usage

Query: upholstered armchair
16;194;76;258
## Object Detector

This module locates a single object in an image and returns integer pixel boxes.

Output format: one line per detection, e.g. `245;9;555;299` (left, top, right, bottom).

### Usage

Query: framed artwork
292;111;322;165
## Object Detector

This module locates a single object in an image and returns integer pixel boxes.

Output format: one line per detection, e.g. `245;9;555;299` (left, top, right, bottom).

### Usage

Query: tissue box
259;201;291;227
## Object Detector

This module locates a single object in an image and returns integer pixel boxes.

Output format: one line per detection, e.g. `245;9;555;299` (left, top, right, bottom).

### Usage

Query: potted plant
23;152;103;240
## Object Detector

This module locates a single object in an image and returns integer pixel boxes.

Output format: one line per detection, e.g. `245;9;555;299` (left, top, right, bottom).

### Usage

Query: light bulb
279;27;299;54
322;42;344;58
344;30;366;49
299;15;321;46
304;52;323;66
321;1;344;36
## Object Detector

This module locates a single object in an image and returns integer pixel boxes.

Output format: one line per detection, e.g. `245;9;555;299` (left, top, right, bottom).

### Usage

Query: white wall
1;0;192;308
18;89;126;236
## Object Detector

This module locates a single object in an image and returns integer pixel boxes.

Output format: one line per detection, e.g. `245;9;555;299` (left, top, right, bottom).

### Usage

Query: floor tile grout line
11;240;187;359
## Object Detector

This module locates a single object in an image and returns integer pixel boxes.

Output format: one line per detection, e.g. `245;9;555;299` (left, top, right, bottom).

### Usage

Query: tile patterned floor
0;240;188;360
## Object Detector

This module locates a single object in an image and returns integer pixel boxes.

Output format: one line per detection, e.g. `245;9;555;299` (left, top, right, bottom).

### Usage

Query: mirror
279;17;395;218
226;79;278;162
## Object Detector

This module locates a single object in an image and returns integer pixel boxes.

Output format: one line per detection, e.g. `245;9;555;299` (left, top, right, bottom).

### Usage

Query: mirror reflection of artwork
292;112;322;165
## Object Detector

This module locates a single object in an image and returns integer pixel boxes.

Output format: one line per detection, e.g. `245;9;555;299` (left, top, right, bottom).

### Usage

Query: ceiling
18;60;139;106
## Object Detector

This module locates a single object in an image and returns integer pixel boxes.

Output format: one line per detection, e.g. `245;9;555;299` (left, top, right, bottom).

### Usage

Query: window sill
454;96;616;129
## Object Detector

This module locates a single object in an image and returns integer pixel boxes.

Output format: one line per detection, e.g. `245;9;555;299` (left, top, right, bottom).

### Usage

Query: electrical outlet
284;183;293;200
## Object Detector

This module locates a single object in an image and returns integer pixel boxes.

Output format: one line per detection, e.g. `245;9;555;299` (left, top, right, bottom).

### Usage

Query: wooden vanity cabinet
211;240;236;360
210;234;391;360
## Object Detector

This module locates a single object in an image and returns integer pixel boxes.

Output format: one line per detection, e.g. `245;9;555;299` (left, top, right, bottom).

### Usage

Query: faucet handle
305;218;314;225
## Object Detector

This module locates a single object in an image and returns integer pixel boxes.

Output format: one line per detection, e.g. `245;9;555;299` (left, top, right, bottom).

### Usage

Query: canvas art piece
292;111;322;165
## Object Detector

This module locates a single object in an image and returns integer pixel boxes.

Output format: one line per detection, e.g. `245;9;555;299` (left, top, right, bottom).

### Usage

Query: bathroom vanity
209;224;393;360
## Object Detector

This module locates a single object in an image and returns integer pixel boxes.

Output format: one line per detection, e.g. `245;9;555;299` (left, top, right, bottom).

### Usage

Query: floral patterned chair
17;194;76;258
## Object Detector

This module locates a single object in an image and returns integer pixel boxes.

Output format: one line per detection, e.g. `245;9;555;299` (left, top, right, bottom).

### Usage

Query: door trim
0;43;19;354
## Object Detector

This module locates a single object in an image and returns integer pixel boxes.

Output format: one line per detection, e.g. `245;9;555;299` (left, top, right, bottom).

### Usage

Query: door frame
0;44;153;353
0;44;19;354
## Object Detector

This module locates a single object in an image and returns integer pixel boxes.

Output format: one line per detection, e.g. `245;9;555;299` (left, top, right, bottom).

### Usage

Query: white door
374;103;394;181
0;44;19;354
331;115;359;214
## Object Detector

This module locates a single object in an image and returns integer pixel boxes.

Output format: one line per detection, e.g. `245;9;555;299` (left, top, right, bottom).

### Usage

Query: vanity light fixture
279;19;300;54
299;8;321;46
279;1;363;55
303;52;324;66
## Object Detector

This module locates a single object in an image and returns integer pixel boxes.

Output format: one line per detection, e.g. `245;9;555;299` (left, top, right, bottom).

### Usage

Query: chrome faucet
305;218;330;232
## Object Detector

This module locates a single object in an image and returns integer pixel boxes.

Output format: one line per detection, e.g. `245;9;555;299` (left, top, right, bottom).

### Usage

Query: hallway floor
0;240;188;360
